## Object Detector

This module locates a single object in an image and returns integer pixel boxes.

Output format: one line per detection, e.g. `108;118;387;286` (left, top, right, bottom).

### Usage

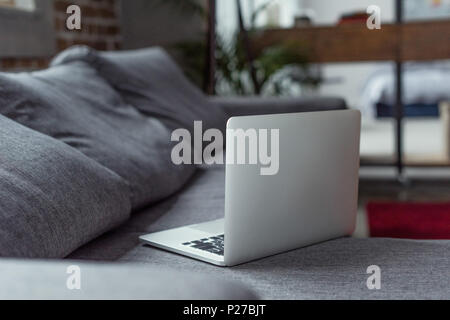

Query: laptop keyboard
182;234;224;256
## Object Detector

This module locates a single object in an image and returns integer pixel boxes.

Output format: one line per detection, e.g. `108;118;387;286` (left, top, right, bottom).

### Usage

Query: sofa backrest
51;46;228;135
0;60;194;210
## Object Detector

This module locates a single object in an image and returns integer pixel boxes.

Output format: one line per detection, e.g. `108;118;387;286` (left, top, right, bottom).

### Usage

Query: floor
353;167;450;238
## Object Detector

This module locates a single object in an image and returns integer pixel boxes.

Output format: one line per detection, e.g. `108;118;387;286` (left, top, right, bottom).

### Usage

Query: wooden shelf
251;20;450;63
251;19;450;173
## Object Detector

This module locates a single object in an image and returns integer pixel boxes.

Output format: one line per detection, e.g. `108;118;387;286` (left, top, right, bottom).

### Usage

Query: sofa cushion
210;96;347;117
0;115;131;258
0;62;194;209
0;259;258;300
51;46;229;135
70;167;450;299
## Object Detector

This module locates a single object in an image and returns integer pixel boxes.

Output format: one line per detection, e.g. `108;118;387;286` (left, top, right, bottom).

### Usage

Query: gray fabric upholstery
1;45;444;299
0;115;131;258
0;62;194;210
70;167;450;299
0;259;257;300
211;96;347;117
51;46;229;135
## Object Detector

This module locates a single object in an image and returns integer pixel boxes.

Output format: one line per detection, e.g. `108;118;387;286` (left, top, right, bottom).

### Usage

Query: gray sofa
0;46;448;300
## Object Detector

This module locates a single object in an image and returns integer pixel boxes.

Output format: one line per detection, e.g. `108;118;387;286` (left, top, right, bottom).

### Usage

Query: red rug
367;202;450;239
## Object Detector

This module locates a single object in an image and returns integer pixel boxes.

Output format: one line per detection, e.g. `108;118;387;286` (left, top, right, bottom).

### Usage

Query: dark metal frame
236;0;260;94
205;0;259;95
204;0;217;95
395;0;404;178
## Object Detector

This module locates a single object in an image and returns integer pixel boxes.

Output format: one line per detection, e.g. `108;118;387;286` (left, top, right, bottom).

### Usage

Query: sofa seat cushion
69;167;450;299
0;115;131;258
51;46;229;135
0;62;194;210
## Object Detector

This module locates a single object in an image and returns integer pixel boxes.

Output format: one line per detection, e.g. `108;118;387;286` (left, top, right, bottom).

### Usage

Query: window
0;0;54;57
405;0;450;21
0;0;35;11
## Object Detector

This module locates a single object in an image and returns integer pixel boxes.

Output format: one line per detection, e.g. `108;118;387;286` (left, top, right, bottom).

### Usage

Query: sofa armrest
210;96;347;118
0;259;258;300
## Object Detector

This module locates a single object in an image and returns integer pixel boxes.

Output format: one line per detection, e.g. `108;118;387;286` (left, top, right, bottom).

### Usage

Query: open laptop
140;110;361;267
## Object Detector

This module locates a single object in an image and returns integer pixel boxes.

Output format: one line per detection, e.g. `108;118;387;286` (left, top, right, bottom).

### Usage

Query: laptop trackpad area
189;218;224;235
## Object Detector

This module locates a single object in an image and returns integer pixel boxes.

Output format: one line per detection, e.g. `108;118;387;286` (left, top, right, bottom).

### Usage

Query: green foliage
156;0;206;18
171;40;208;89
170;0;322;96
183;35;321;96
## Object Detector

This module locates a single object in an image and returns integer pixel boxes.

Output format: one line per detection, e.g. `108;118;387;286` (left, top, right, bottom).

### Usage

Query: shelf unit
250;1;450;178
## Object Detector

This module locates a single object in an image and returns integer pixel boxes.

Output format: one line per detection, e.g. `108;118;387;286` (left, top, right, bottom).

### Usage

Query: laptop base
139;219;226;267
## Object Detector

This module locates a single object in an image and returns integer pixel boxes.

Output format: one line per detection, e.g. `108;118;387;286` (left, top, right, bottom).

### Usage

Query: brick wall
0;0;122;71
54;0;121;51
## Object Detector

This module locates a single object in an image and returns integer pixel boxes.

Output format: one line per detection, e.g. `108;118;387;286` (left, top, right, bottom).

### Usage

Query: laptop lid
224;109;361;266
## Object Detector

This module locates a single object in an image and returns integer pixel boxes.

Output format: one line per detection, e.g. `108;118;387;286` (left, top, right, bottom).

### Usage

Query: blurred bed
360;61;450;118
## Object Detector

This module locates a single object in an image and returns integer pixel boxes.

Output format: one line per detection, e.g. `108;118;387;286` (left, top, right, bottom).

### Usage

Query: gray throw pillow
0;63;194;210
0;115;131;258
51;46;229;135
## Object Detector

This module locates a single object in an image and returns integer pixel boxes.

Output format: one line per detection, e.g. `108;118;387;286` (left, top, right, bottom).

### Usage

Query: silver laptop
140;110;361;266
